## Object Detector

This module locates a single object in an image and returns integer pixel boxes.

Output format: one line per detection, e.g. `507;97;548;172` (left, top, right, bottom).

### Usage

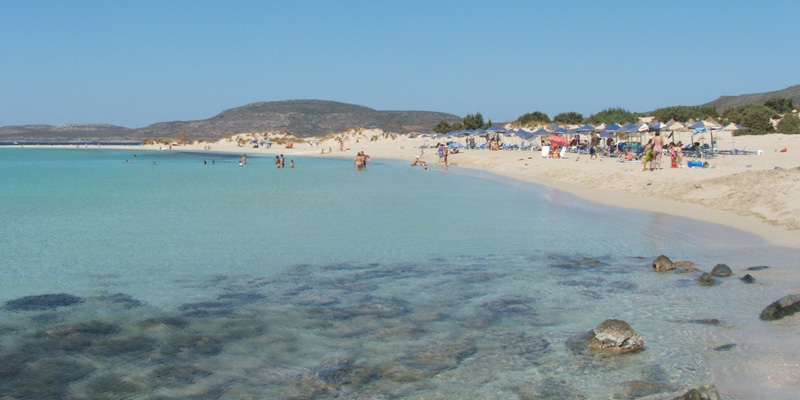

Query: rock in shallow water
586;319;643;354
710;264;732;277
759;294;800;321
652;255;675;271
5;293;83;311
698;273;715;286
671;383;721;400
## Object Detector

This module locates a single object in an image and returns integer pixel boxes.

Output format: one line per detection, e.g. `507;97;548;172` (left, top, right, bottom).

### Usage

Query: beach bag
687;160;704;168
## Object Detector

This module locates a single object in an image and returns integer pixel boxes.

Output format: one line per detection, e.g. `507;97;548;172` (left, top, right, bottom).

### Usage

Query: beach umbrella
649;122;667;131
530;127;548;145
547;135;569;147
487;125;506;133
577;123;597;132
603;123;622;132
722;123;747;150
689;120;720;130
689;120;722;149
666;121;686;131
664;121;689;144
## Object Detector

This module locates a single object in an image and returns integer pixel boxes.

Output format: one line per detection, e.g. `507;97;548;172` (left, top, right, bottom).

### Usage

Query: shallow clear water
1;147;798;399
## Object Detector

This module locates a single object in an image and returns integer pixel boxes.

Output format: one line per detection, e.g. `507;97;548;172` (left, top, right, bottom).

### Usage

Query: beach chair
541;145;550;158
559;146;567;159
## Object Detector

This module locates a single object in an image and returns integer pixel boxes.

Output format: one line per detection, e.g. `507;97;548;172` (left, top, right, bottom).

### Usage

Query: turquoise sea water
1;147;799;399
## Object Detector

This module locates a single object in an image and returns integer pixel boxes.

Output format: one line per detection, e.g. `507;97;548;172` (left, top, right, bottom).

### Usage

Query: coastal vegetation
516;111;550;125
584;107;641;125
777;113;800;134
141;137;173;145
433;112;491;133
650;106;718;123
722;104;776;134
553;112;583;125
503;96;799;136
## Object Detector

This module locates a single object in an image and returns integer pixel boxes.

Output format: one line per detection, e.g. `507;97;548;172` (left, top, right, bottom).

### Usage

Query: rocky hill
702;84;800;113
0;100;461;142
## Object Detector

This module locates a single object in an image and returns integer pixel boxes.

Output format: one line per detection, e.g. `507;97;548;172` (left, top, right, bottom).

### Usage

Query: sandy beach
96;130;799;250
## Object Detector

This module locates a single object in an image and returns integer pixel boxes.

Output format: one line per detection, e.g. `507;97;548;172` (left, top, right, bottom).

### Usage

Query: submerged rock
316;359;378;386
585;319;643;354
740;274;756;284
652;255;675;271
5;293;83;311
671;383;721;400
686;318;721;326
710;264;732;277
698;273;715;286
91;293;143;309
760;294;800;321
747;266;770;271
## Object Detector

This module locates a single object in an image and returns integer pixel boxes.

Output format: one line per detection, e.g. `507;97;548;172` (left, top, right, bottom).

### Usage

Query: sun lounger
541;145;550;158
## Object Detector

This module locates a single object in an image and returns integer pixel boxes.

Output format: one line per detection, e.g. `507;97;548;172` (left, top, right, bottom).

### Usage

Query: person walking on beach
653;132;664;169
437;143;444;163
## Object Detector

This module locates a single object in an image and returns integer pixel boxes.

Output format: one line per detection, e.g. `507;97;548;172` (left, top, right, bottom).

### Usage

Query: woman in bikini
653;132;664;169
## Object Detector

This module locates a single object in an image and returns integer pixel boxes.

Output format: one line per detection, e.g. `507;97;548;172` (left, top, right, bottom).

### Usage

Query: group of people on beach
639;132;684;171
410;144;456;170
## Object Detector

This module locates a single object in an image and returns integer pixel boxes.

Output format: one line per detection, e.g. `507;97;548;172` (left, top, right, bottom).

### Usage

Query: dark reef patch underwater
0;253;767;399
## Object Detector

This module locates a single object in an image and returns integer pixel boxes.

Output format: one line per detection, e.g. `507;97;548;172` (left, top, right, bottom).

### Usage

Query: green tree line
432;97;797;135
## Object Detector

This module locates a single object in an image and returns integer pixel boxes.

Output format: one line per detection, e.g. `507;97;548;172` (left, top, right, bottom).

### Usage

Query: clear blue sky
2;0;798;128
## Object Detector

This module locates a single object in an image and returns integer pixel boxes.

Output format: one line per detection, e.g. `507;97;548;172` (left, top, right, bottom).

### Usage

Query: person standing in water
354;152;365;171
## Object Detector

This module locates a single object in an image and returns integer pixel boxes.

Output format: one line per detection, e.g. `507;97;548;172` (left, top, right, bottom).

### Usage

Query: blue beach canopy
487;125;505;133
531;127;549;137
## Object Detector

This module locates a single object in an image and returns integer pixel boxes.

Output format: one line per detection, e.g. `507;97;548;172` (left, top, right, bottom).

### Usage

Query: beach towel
641;149;653;163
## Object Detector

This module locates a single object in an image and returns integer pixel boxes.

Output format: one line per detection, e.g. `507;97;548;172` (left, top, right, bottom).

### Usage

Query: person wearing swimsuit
653;132;664;170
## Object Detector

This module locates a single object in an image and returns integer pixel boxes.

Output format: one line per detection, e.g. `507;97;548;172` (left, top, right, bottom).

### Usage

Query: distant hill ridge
2;87;799;142
702;84;800;113
0;100;461;142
